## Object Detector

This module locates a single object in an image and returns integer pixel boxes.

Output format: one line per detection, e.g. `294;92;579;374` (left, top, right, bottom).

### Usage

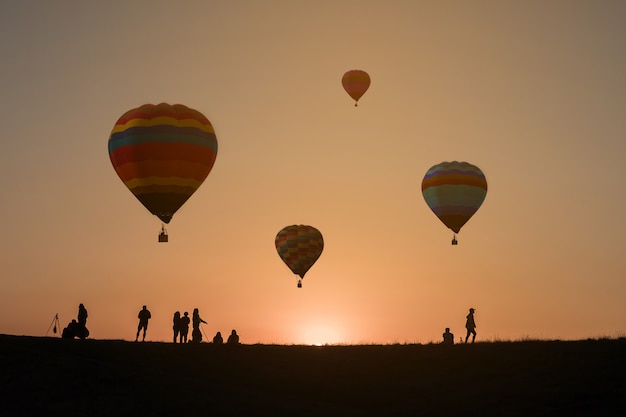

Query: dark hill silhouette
1;334;625;416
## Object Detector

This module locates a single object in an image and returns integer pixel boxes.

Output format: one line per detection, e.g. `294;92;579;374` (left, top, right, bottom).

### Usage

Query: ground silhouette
0;334;625;416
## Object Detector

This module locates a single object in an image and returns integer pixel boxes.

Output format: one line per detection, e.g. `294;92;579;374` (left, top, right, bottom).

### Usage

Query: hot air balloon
422;161;487;245
108;103;218;241
275;225;324;288
342;70;370;106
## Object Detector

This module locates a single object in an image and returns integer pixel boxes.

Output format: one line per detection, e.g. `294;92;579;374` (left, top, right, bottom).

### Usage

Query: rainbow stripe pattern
422;161;487;234
108;103;218;224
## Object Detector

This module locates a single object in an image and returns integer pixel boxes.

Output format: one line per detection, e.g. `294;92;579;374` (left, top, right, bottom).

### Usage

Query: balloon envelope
422;161;487;234
275;225;324;279
341;70;370;105
108;103;218;224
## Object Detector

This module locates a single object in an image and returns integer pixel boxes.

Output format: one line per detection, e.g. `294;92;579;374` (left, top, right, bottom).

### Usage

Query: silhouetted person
213;331;223;344
465;308;477;343
442;327;454;345
227;329;239;345
62;319;79;339
77;304;88;327
77;303;89;339
62;318;89;340
136;305;151;342
180;312;190;343
191;308;207;343
173;311;181;343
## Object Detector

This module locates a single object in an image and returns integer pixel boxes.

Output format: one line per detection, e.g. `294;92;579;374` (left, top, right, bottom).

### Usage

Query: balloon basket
451;236;458;245
158;225;168;243
297;279;302;288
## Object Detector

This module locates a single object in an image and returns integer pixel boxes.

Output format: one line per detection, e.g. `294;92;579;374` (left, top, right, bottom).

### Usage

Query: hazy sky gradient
1;0;625;344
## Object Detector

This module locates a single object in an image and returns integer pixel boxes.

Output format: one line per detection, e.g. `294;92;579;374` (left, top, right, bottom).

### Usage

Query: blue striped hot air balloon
108;103;218;240
422;161;487;245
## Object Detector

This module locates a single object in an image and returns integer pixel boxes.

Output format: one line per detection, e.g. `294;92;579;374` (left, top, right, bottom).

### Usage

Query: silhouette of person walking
227;329;239;345
191;308;207;343
465;308;477;343
173;311;181;343
178;312;190;343
442;327;454;345
136;305;151;342
213;331;223;344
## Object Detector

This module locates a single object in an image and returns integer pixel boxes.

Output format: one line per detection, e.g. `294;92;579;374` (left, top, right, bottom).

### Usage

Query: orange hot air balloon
342;70;370;106
275;225;324;288
421;161;487;245
108;103;218;241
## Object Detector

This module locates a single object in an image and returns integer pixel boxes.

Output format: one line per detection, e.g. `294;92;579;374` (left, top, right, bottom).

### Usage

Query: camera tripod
46;313;61;337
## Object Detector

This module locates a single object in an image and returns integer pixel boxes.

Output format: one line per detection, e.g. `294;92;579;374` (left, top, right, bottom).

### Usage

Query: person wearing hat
465;308;477;343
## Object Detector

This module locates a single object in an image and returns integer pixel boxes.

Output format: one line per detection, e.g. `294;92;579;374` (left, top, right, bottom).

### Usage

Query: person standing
465;308;477;343
136;305;151;342
173;311;181;343
179;312;190;343
77;303;89;339
191;308;207;343
78;303;88;327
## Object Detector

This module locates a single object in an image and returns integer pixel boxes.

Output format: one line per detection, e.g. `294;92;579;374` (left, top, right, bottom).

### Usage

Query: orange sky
1;1;625;344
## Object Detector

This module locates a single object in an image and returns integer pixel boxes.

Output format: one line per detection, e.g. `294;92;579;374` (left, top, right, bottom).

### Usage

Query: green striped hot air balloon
422;161;487;245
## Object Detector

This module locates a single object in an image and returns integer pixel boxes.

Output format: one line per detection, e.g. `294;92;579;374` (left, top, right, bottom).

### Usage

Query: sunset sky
1;0;625;345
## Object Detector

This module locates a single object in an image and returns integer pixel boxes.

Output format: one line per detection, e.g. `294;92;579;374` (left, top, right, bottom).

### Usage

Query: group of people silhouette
442;308;477;345
61;303;241;344
61;303;89;339
169;307;239;345
171;308;206;343
63;303;474;345
212;330;239;345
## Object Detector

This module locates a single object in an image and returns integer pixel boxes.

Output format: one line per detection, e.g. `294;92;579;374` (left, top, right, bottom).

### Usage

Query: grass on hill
1;334;625;416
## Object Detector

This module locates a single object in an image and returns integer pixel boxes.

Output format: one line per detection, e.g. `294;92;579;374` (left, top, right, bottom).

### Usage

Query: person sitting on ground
227;329;239;345
442;327;454;345
213;331;223;344
61;319;90;340
62;319;79;339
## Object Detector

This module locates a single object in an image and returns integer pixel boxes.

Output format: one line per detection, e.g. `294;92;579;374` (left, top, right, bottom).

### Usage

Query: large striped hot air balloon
422;161;487;245
275;225;324;288
341;70;370;107
108;103;218;240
